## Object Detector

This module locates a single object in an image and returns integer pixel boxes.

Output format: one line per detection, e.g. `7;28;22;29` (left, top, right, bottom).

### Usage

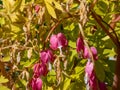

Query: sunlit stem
58;46;63;55
84;73;90;90
88;58;91;62
48;61;52;71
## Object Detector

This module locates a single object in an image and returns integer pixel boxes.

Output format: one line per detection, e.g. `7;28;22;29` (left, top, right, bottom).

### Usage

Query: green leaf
95;61;105;82
103;48;116;57
0;75;9;83
102;36;110;41
53;1;63;11
44;0;57;19
3;55;10;62
68;40;76;48
2;0;11;13
62;78;71;90
47;70;56;83
11;0;22;13
20;59;36;67
75;66;84;75
0;85;10;90
0;17;5;25
64;23;75;31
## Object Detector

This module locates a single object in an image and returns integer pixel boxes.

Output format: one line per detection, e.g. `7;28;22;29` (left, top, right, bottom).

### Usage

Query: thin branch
91;11;119;47
98;15;119;44
43;16;71;49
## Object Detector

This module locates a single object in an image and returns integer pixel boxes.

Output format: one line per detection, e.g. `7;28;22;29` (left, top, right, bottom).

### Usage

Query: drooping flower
83;46;98;60
90;46;98;60
40;49;54;64
50;33;68;50
30;77;42;90
76;37;84;53
85;61;97;90
33;63;48;77
35;5;40;13
85;61;94;77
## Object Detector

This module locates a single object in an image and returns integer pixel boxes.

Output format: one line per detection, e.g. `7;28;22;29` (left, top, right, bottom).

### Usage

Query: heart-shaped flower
83;46;98;60
30;77;42;90
85;61;97;90
33;63;48;77
76;37;84;53
50;33;68;50
40;49;54;64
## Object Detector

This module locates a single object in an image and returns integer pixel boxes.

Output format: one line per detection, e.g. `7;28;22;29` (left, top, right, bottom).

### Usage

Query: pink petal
83;46;98;60
57;33;68;48
50;35;58;50
40;51;49;63
33;63;48;77
31;78;42;90
40;49;54;63
35;5;40;13
85;61;94;77
83;47;90;59
47;49;54;62
76;37;84;52
90;47;98;60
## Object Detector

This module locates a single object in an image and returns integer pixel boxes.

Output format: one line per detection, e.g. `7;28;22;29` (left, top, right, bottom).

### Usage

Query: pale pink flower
30;77;42;90
50;33;68;50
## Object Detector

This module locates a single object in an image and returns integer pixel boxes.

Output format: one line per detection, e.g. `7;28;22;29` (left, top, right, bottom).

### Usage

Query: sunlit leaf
44;0;57;19
2;0;12;13
0;75;9;83
62;78;71;90
53;1;63;11
68;40;76;48
11;0;22;13
0;85;10;90
103;48;116;57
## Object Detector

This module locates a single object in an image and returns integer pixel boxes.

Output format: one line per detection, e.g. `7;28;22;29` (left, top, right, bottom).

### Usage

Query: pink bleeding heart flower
85;61;94;77
40;49;54;64
30;77;42;90
76;37;84;53
83;46;98;60
91;46;98;60
85;61;97;90
50;33;68;50
33;63;48;77
35;5;40;13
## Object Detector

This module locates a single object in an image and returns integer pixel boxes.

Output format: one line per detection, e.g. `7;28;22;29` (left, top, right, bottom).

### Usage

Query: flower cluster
30;49;54;90
30;32;107;90
76;37;107;90
30;33;68;90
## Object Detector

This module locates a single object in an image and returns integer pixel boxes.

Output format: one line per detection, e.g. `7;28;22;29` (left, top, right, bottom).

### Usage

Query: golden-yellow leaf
44;0;57;19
